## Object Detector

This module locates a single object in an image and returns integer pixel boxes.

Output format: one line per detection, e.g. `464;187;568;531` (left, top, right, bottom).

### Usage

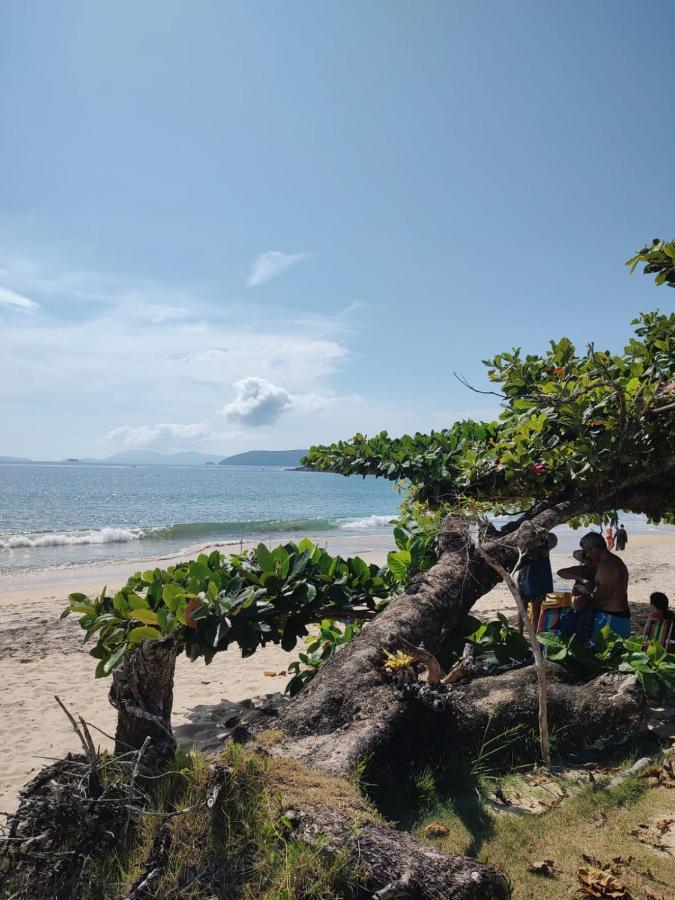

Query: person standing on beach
604;524;615;550
517;532;556;632
615;523;628;552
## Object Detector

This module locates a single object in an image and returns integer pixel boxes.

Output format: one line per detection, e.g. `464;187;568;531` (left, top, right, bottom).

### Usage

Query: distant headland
0;449;309;467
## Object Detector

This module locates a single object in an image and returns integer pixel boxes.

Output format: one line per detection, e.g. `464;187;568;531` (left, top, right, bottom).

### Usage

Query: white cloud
246;251;308;287
105;423;214;448
221;377;292;426
0;285;39;311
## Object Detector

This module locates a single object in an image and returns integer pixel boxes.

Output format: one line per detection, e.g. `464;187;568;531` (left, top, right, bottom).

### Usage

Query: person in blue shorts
578;531;631;640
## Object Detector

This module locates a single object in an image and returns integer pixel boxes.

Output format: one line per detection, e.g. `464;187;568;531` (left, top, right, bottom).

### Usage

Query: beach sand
1;532;673;814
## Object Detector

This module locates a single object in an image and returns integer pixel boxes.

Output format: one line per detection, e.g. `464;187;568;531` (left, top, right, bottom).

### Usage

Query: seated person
558;549;596;609
557;533;630;642
645;592;674;650
579;531;631;640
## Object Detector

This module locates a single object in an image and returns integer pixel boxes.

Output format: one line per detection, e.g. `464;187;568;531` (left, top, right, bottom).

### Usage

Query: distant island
0;449;309;467
218;449;308;467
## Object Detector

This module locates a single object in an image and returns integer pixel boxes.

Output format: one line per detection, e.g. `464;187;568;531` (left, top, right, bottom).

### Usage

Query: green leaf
387;549;411;583
103;643;127;675
255;543;275;573
128;625;162;644
162;583;186;611
130;608;159;626
127;592;150;610
189;561;211;581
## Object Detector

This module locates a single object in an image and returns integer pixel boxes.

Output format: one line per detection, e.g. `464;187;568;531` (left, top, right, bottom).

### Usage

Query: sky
1;0;673;459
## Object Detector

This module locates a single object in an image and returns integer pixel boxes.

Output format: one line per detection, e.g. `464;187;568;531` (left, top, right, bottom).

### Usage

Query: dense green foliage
626;238;675;287
455;617;675;702
284;524;438;694
538;627;675;702
63;540;403;676
303;312;674;519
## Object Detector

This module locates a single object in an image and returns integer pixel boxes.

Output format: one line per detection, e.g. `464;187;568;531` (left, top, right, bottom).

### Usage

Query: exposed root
396;637;443;686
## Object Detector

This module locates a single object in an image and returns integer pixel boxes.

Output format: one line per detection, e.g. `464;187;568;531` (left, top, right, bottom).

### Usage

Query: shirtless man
556;532;631;640
580;532;630;638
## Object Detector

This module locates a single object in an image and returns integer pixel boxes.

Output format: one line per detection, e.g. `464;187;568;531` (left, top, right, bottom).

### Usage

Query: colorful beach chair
643;616;674;652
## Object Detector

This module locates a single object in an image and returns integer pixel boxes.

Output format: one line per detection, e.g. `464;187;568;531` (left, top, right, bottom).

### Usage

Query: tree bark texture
291;804;511;899
109;637;178;757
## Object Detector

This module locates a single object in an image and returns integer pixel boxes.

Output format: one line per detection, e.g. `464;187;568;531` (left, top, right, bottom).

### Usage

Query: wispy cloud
0;285;39;311
105;423;214;448
246;251;308;287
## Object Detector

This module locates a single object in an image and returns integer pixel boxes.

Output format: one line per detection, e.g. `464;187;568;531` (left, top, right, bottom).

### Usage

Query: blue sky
1;0;673;458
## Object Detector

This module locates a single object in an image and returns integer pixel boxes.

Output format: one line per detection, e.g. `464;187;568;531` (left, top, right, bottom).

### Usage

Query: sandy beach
1;532;674;815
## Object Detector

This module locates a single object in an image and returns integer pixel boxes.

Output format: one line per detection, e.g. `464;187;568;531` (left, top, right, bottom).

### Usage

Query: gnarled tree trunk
274;497;648;775
109;636;178;758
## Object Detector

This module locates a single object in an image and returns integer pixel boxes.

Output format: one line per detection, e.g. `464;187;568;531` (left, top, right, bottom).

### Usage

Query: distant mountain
218;449;308;467
1;449;308;467
103;450;223;466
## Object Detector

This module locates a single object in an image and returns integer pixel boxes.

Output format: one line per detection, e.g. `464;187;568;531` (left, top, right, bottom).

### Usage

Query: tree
64;243;674;897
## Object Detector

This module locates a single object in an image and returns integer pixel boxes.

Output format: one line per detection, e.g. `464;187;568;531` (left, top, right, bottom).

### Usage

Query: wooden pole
476;545;551;770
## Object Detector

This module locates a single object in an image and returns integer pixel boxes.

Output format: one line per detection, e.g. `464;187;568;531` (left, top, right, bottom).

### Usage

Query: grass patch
415;753;675;899
0;744;362;900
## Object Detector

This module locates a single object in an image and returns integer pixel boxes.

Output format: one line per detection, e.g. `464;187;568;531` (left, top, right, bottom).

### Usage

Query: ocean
0;463;402;572
1;463;671;574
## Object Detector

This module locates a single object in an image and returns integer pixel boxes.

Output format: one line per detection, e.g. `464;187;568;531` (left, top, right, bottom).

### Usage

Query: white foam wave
338;514;395;530
0;527;144;549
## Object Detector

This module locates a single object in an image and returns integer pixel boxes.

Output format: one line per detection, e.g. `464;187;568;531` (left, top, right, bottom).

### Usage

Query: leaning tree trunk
109;636;178;758
274;496;648;776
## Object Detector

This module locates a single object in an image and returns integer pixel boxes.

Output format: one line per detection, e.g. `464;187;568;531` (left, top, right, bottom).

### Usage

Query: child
645;592;674;651
647;592;670;621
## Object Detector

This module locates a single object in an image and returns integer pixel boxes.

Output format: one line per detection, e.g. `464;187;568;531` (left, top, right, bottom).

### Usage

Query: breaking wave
338;514;396;529
0;527;144;549
0;514;397;553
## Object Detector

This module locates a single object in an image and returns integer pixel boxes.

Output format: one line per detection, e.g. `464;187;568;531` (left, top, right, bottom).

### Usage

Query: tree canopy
303;308;674;522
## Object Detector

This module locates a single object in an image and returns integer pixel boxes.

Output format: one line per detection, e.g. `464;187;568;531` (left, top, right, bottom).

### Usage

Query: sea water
0;463;401;571
1;463;670;573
